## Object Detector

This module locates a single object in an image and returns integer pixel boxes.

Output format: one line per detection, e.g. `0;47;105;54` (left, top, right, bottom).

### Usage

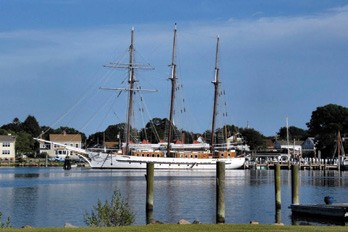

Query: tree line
1;104;347;158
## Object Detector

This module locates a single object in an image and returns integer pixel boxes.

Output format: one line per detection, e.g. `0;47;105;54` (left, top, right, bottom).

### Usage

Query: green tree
87;123;125;148
105;123;126;142
0;212;11;228
140;118;181;143
239;128;266;150
307;104;348;157
21;115;41;138
277;126;308;141
84;189;135;227
15;131;35;156
1;118;22;133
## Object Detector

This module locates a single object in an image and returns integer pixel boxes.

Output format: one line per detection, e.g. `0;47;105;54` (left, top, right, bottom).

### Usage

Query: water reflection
0;168;348;227
14;173;40;178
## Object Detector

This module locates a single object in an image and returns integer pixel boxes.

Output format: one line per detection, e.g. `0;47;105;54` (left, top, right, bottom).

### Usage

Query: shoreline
2;224;348;232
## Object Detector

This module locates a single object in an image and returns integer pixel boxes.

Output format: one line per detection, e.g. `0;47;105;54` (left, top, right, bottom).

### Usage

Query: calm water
0;167;347;227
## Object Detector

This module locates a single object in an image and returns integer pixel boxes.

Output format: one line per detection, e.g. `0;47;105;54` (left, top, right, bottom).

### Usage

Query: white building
39;132;82;160
0;135;16;161
274;140;303;156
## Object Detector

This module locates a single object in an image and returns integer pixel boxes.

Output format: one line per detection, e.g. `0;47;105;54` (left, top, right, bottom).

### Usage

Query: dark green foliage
277;126;308;141
84;190;135;227
15;131;35;156
239;128;266;150
307;104;348;157
87;123;125;147
140;118;169;143
0;212;11;228
22;115;41;138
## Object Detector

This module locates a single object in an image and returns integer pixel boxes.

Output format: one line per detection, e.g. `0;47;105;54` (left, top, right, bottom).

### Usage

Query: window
2;150;10;155
3;142;10;147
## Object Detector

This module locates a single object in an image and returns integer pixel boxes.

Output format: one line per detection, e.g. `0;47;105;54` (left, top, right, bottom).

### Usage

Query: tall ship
36;25;247;169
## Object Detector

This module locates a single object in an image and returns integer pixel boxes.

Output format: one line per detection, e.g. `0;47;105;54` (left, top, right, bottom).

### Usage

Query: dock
291;204;348;219
247;153;340;170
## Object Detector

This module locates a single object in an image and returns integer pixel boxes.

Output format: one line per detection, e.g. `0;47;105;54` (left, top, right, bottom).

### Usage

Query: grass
1;224;347;232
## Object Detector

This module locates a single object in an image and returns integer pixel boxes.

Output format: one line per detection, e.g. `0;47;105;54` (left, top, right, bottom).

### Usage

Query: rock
150;219;163;224
64;223;78;228
192;220;201;224
22;225;32;228
178;219;191;224
250;220;259;224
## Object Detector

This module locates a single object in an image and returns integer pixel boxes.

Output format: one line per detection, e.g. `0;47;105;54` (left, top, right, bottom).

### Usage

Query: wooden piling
216;161;225;224
291;164;300;205
146;162;154;224
274;163;281;224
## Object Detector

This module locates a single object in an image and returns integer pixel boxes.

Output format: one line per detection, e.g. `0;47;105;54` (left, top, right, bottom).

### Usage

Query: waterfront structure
39;132;82;159
301;137;316;153
0;135;16;161
274;140;303;154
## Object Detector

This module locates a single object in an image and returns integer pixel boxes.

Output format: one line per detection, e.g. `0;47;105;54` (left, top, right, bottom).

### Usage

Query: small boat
36;25;246;170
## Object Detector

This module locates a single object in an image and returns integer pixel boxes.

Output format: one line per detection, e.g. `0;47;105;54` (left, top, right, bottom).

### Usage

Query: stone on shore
178;219;191;224
64;222;78;228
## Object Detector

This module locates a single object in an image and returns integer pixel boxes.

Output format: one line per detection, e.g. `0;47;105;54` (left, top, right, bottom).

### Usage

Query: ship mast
103;28;155;155
210;36;220;153
125;28;136;155
167;24;177;157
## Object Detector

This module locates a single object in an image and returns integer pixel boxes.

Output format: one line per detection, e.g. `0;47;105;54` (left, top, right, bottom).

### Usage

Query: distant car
48;156;65;162
55;157;65;162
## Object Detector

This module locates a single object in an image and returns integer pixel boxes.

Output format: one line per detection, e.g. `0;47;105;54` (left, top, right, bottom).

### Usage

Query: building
301;137;316;152
274;140;303;155
39;132;82;160
0;135;16;161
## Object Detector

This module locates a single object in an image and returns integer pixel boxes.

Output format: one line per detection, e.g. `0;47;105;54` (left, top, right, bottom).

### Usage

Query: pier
247;153;340;170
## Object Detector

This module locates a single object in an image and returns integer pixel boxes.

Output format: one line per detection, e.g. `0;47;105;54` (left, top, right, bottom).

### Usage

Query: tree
0;212;11;228
87;123;125;148
105;123;125;142
307;104;348;158
15;131;35;156
21;115;41;138
84;189;135;227
277;126;308;141
139;118;181;143
239;128;266;150
1;118;21;133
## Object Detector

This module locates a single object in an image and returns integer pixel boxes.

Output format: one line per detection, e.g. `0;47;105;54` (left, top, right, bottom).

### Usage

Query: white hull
88;152;245;170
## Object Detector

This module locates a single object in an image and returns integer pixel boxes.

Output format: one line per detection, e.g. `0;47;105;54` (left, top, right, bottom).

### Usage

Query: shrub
0;212;11;228
84;189;135;227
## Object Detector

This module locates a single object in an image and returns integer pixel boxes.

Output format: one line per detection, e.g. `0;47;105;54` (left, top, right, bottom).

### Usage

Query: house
39;132;82;160
226;133;250;152
301;137;316;152
274;140;303;155
0;135;16;161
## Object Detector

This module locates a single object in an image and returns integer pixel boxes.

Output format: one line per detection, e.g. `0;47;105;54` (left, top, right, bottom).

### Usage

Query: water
0;167;347;227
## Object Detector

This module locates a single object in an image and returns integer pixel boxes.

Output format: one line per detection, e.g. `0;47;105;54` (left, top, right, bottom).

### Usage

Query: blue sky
1;0;348;137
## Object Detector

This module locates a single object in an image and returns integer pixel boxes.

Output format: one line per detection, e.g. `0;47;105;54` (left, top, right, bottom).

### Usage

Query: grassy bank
1;224;347;232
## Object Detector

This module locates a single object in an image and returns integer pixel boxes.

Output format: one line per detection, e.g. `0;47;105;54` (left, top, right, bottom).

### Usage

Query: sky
1;0;348;137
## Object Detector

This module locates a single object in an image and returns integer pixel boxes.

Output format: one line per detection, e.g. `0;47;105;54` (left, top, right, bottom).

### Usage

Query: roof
0;135;16;142
49;134;82;142
275;140;303;146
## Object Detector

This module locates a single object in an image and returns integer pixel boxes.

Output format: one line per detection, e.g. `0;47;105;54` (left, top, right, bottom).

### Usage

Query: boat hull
88;152;245;169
